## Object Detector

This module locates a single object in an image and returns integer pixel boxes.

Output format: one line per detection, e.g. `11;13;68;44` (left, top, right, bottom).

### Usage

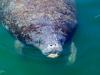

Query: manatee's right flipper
67;41;77;65
15;40;24;55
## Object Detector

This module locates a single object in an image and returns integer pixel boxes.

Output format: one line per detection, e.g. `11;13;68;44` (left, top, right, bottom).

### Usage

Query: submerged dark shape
0;0;77;58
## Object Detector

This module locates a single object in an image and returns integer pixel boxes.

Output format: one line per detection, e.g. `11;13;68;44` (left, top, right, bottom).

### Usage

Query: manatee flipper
15;40;24;55
68;41;77;65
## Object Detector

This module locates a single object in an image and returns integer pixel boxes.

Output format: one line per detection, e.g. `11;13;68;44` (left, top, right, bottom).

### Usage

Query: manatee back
1;0;77;44
0;0;11;22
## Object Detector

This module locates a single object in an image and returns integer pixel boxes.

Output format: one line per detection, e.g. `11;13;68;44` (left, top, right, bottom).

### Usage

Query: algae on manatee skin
0;0;8;22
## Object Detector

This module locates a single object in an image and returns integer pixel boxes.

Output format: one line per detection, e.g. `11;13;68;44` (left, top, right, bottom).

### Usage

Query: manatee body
0;0;77;58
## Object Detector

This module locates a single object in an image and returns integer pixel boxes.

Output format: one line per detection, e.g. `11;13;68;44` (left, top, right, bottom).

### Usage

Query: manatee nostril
48;44;62;50
50;44;57;47
50;45;53;46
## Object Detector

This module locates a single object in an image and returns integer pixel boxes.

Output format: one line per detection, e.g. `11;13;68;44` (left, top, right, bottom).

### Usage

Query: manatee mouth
46;50;61;58
42;50;61;58
47;53;59;58
42;43;63;58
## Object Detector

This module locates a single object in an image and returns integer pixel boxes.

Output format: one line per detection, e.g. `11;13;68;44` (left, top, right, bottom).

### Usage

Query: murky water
0;0;100;75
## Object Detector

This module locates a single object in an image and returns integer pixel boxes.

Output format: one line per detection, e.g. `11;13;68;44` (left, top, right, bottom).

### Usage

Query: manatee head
30;24;66;58
39;33;65;58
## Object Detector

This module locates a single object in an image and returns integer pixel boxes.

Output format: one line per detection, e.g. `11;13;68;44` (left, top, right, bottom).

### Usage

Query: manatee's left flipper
68;41;77;65
15;40;24;55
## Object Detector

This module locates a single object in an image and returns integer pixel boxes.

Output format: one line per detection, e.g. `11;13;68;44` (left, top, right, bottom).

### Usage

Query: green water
0;0;100;75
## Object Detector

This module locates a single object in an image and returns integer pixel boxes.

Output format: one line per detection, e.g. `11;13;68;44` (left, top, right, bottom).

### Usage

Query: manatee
0;0;77;61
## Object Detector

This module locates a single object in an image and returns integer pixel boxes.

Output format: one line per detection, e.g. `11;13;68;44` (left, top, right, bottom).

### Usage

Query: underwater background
0;0;100;75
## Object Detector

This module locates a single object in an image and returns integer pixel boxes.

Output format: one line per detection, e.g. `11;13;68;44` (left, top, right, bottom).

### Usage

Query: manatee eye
59;39;65;44
59;39;63;43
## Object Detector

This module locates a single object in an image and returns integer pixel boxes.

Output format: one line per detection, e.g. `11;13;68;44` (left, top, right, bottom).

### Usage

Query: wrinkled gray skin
0;0;77;58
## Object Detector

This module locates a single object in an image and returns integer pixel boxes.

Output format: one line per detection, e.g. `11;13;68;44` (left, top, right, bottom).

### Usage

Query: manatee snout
42;43;63;58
